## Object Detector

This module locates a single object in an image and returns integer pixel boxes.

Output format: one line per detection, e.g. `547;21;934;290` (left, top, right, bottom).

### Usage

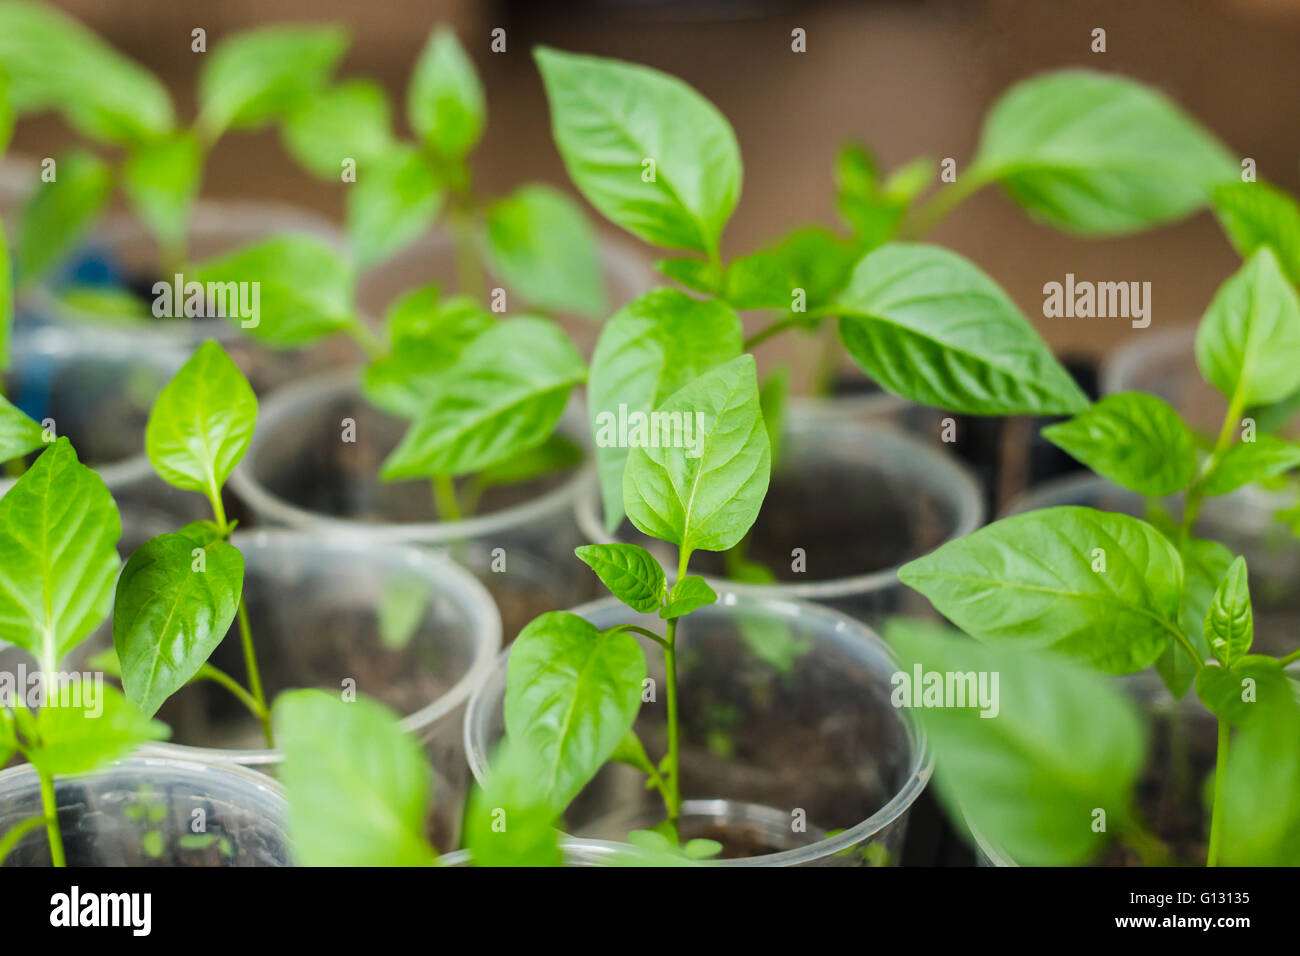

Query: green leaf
1203;555;1252;665
1220;696;1300;865
589;289;743;531
113;532;244;717
505;611;646;811
623;354;771;555
1203;434;1300;495
28;681;168;777
1157;536;1231;699
281;79;394;179
0;71;11;154
145;340;257;501
758;366;789;466
199;24;348;136
474;433;583;488
361;289;492;418
274;690;438;866
0;439;121;669
898;506;1184;674
722;253;793;310
483;184;605;318
1195;655;1289;729
346;146;444;270
407;28;485;160
575;543;665;613
655;257;719;295
535;46;741;254
1041;393;1197;497
660;575;716;620
0;211;10;367
764;226;857;310
1212;181;1300;286
0;814;46;866
464;740;562;867
1196;247;1300;409
835;243;1089;415
885;618;1144;866
380;317;585;480
122;132;202;255
0;394;44;463
191;235;356;346
17;150;112;283
971;69;1237;235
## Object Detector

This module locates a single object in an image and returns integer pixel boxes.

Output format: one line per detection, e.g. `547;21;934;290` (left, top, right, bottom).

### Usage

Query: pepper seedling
893;247;1300;866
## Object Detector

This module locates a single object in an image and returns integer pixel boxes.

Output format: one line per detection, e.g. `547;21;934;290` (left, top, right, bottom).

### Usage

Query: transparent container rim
140;527;502;767
0;752;288;803
229;370;592;544
464;591;934;867
574;408;985;600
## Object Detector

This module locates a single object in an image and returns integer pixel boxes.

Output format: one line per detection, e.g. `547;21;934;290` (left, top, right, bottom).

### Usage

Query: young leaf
623;354;771;555
346;146;444;270
764;226;857;310
122;131;202;255
1203;555;1252;666
191;235;357;346
1219;696;1300;865
281;79;394;179
474;433;583;488
0;394;44;463
1041;392;1197;497
198;24;348;136
575;543;665;613
1202;434;1300;495
1196;247;1300;409
407;28;485;160
660;575;717;620
380;317;585;480
1195;655;1289;729
145;340;258;502
898;506;1183;674
655;257;719;295
971;70;1237;235
886;619;1144;866
464;740;562;867
483;184;605;318
535;46;741;254
113;532;244;717
0;439;121;670
1212;181;1300;286
506;611;645;812
1157;536;1231;699
28;681;168;777
835;243;1089;416
589;289;743;530
17;149;112;283
722;252;793;310
274;690;438;866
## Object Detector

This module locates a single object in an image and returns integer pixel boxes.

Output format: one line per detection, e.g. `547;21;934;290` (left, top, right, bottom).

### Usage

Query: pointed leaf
660;575;717;619
407;28;485;160
1204;555;1252;665
17;150;111;283
1202;434;1300;496
28;682;168;777
282;79;394;179
0;395;44;464
574;543;665;613
464;740;562;867
346;146;444;270
1212;181;1300;287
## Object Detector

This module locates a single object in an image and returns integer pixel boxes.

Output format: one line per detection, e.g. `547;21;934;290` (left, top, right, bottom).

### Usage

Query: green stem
192;663;266;722
207;486;229;536
1181;396;1245;543
744;306;833;351
661;548;692;830
1279;647;1300;668
611;623;669;649
236;600;273;748
1118;817;1172;867
450;206;485;301
899;167;991;238
1207;718;1230;867
37;768;65;868
345;318;385;359
432;473;462;522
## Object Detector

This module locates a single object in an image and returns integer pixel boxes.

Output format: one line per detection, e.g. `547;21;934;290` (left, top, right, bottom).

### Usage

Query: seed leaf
623;354;770;555
898;506;1183;674
113;532;244;717
1042;393;1197;497
574;543;665;613
535;46;741;254
505;611;646;812
835;243;1089;416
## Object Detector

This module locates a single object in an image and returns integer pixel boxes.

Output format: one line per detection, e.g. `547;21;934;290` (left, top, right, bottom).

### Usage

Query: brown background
11;0;1300;368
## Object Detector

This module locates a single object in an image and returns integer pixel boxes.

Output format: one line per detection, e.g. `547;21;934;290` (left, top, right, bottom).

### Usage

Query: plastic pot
22;201;353;394
0;756;290;866
229;372;596;641
465;593;932;866
576;411;984;626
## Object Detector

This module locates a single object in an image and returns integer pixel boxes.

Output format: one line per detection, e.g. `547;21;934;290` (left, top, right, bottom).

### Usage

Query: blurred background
11;0;1300;365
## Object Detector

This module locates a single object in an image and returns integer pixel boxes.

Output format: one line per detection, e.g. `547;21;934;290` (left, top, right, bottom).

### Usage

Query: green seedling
894;248;1300;866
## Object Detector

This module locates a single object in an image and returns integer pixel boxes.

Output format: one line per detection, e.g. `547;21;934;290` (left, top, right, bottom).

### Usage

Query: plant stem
1181;396;1245;543
450;206;485;301
431;473;461;522
345;318;385;359
744;306;833;351
1118;817;1172;867
899;168;991;238
193;663;266;722
1279;647;1300;668
1206;718;1230;867
236;600;273;748
37;768;65;868
661;548;692;831
610;623;669;649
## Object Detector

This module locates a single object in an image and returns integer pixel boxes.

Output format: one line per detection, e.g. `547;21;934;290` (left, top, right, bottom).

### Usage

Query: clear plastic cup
465;593;932;866
0;154;35;221
575;410;984;626
21;200;355;394
0;756;290;867
229;372;598;641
